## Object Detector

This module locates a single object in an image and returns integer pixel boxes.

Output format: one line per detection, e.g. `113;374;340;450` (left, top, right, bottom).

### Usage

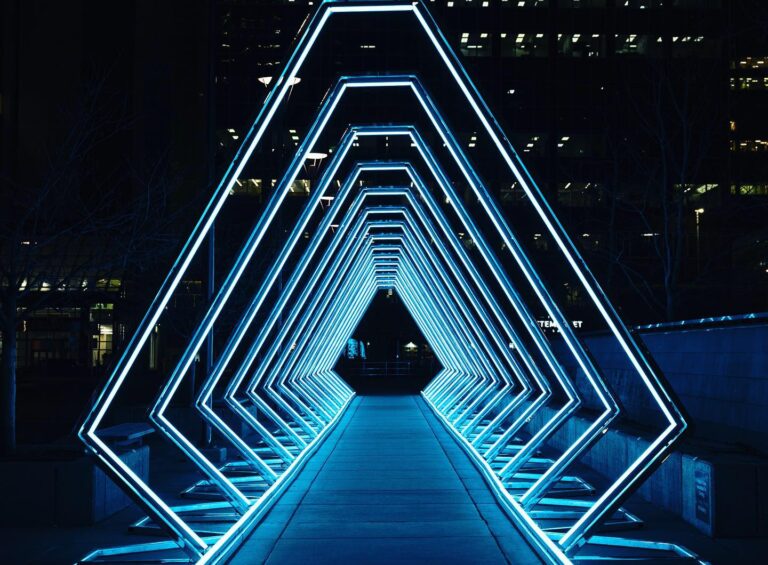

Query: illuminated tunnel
77;2;695;563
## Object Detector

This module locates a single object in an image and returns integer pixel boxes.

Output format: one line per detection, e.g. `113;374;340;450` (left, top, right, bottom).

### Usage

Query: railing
349;361;415;378
634;311;768;333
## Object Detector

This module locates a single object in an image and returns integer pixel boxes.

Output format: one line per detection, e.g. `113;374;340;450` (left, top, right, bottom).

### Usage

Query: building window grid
11;306;116;369
460;32;715;59
730;76;768;91
441;0;720;6
731;140;768;152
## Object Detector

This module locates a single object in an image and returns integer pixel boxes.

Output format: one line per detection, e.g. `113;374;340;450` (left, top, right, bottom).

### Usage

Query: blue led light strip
79;2;687;561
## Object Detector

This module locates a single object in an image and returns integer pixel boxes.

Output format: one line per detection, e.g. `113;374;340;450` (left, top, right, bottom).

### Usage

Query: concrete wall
0;446;149;526
553;324;768;453
543;323;768;537
528;406;768;537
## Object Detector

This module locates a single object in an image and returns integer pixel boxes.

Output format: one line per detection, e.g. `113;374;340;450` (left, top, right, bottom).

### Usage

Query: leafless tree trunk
0;75;183;455
604;58;723;321
0;293;18;454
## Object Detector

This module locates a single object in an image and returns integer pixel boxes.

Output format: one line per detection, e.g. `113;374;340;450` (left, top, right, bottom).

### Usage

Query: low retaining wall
539;322;768;537
0;445;149;526
553;323;768;451
528;406;768;537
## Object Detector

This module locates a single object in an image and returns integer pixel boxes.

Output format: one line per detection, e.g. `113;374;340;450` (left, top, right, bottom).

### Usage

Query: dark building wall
2;0;766;441
0;0;212;442
212;0;767;324
2;0;211;229
9;1;85;181
132;0;212;205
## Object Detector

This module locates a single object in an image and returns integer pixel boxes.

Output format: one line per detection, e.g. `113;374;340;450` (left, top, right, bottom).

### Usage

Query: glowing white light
258;76;302;86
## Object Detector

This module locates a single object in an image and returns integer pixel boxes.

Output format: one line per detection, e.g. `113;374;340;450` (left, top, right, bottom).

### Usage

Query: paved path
229;396;542;564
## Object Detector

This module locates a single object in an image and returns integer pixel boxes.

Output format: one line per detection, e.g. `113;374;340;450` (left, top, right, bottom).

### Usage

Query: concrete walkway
229;396;542;564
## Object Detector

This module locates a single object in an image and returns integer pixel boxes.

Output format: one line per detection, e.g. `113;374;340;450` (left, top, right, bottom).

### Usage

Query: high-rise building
2;0;765;442
213;0;767;323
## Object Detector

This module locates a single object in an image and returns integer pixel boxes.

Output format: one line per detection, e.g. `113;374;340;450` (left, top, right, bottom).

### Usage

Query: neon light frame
78;1;687;559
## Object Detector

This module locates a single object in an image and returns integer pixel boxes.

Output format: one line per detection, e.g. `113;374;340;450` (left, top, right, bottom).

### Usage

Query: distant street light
695;208;705;272
306;151;328;164
258;76;301;87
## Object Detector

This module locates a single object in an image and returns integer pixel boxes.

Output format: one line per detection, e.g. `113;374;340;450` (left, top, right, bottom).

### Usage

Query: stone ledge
0;445;149;526
528;406;768;538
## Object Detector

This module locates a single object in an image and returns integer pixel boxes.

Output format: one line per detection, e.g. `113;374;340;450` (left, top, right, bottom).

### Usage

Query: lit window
231;178;263;196
730;77;768;91
672;36;719;58
735;56;768;69
674;184;717;200
615;34;659;56
558;33;603;57
511;133;545;154
459;32;492;57
289;179;311;195
731;140;768;152
619;0;664;7
557;135;603;157
95;279;122;291
499;181;527;204
558;182;599;207
560;0;606;5
731;184;768;196
501;33;548;57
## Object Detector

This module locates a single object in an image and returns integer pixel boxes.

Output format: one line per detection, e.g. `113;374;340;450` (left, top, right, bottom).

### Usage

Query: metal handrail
634;311;768;333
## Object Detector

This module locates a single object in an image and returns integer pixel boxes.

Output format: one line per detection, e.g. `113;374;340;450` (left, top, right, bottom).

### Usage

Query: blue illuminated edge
78;1;687;561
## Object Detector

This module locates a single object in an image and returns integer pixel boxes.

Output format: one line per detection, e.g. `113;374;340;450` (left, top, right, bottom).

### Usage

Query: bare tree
0;76;182;455
603;58;724;321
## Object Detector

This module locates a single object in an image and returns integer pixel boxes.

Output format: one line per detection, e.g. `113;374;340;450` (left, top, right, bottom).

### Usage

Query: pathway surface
229;395;542;564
